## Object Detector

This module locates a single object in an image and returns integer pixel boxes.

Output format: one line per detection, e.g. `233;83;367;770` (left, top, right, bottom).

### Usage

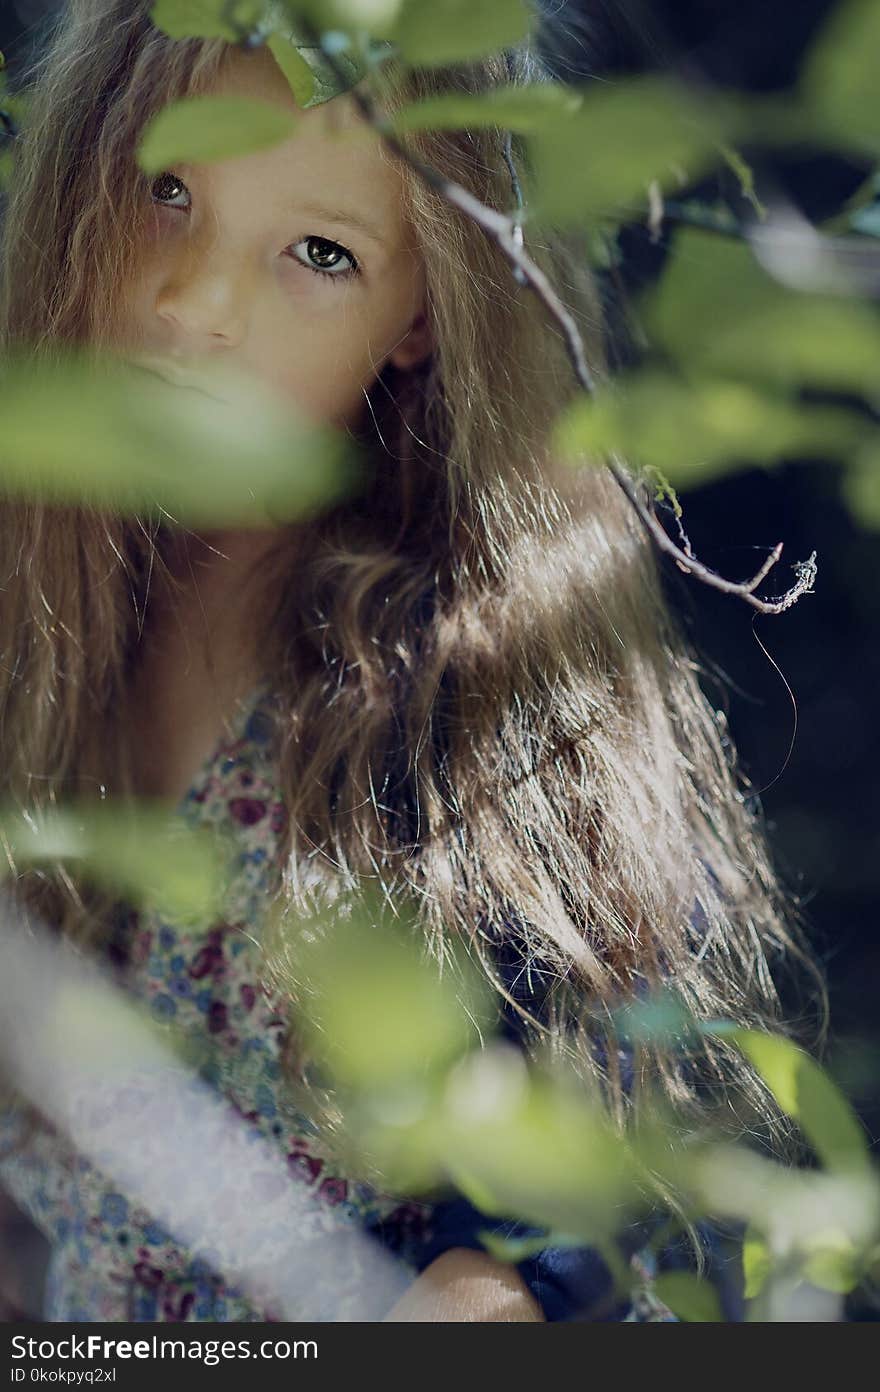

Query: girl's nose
155;234;251;349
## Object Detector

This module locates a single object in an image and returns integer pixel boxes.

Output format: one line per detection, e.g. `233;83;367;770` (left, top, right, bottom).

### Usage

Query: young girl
0;0;824;1322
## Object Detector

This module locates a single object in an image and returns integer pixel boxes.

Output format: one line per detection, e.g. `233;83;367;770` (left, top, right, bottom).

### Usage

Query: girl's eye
149;173;360;282
288;235;359;281
150;171;188;209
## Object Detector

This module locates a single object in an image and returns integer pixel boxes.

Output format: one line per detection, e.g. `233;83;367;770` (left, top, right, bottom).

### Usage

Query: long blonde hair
0;0;826;1185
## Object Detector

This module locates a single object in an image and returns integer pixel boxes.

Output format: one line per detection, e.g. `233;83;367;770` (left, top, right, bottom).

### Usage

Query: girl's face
114;45;432;430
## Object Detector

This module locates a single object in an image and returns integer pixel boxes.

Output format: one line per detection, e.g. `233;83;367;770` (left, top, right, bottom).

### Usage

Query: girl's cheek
134;208;169;264
142;203;188;252
147;203;175;242
277;265;357;313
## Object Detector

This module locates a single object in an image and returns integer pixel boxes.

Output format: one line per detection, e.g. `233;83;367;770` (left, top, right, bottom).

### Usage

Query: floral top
0;680;695;1323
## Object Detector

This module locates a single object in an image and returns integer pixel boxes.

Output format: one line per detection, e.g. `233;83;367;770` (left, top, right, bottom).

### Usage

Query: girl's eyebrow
293;197;387;249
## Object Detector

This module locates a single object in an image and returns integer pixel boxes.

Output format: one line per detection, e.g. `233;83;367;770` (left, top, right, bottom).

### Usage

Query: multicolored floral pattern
0;681;675;1322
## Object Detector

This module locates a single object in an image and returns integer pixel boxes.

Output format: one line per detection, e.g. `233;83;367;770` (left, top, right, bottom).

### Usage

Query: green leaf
800;0;880;155
336;1074;455;1194
0;349;356;526
445;1164;511;1218
718;143;766;220
273;31;391;108
706;1026;871;1174
0;801;232;927
149;0;264;41
644;227;880;398
266;33;316;107
348;1039;645;1246
390;0;533;66
652;1271;723;1322
0;76;30;131
138;95;298;174
276;882;498;1089
553;370;863;487
802;1238;862;1294
480;1226;592;1263
392;83;583;135
440;1056;642;1240
841;440;880;531
527;76;745;227
742;1224;772;1298
477;1228;552;1262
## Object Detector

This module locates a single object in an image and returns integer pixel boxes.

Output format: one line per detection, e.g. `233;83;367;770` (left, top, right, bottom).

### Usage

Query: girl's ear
388;306;434;371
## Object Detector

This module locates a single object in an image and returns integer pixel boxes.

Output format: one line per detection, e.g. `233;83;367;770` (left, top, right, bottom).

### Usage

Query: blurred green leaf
0;62;29;131
276;882;497;1089
800;0;880;156
0;349;356;525
347;1079;456;1192
480;1224;602;1266
438;1051;644;1239
742;1224;772;1299
389;0;532;66
718;143;766;220
0;801;232;926
392;83;582;135
652;1270;723;1321
553;370;863;487
706;1026;871;1175
149;0;263;41
840;442;880;532
0;57;28;179
527;76;745;227
685;1137;880;1268
802;1236;862;1294
322;998;647;1242
644;228;880;397
138;95;298;173
446;1161;513;1218
477;1227;553;1262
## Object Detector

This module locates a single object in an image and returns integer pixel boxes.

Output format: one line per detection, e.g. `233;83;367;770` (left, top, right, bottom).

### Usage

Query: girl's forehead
194;45;408;224
210;44;371;141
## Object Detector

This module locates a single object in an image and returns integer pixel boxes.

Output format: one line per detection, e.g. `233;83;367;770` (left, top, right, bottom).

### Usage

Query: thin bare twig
265;21;817;615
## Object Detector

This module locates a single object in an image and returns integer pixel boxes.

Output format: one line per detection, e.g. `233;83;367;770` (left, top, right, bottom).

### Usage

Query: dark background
0;0;877;1317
